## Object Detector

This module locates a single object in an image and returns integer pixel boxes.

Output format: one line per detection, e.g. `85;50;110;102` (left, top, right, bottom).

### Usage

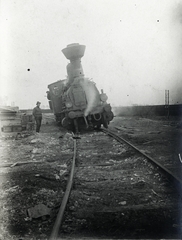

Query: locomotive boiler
47;43;114;132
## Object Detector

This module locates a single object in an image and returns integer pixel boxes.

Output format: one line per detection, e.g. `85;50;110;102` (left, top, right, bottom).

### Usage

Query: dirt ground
110;116;182;180
0;116;181;239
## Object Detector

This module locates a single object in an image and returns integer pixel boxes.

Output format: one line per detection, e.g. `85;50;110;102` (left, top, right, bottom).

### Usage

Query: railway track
103;128;182;193
50;128;181;239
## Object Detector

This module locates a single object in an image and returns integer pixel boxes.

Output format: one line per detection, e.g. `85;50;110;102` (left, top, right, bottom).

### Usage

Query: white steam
80;80;99;116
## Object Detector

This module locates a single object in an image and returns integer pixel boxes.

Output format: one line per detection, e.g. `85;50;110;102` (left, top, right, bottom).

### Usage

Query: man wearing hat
33;101;42;133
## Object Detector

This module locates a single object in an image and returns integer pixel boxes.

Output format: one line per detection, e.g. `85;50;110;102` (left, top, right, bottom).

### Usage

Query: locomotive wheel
62;117;69;128
62;117;73;130
102;112;108;128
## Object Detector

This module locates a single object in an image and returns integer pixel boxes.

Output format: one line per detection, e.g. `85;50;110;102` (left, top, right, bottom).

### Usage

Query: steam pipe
62;43;86;84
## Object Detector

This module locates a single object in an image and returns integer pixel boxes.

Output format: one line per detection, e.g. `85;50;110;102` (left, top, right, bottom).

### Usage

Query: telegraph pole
165;90;169;119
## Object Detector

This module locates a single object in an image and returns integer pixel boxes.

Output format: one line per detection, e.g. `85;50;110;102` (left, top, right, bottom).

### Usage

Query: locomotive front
47;43;113;132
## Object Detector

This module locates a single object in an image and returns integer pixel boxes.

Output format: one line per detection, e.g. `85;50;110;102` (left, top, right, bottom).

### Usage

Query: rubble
26;203;51;220
0;116;181;239
0;107;35;138
118;201;127;205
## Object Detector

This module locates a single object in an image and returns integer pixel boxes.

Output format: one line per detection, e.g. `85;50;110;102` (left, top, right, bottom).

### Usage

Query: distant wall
20;109;52;114
113;104;182;118
20;105;182;118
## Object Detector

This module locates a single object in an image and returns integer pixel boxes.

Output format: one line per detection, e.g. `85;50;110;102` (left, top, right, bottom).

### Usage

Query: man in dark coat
33;101;42;133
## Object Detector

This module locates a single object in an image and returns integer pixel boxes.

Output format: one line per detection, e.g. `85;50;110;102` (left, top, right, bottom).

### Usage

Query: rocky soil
0;116;181;239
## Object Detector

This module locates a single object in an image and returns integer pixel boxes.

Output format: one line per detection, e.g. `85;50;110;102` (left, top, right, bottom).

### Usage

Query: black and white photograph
0;0;182;239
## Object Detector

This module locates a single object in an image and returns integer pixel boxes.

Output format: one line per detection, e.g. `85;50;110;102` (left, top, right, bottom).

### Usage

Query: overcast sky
1;0;182;109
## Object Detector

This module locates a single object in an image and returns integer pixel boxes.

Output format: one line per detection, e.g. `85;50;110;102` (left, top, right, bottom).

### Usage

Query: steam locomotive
47;43;114;132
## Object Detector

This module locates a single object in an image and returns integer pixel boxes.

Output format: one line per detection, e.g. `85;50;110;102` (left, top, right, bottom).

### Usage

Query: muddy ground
0;116;182;239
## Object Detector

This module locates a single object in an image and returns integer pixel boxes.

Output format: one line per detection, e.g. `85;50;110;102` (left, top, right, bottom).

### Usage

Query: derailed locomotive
47;43;114;132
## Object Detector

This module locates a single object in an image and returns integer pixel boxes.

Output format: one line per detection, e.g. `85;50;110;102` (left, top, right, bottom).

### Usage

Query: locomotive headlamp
65;102;73;108
100;93;108;102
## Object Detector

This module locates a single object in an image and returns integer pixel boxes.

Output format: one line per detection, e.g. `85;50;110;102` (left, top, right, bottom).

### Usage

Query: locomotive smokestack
62;43;86;61
62;43;86;83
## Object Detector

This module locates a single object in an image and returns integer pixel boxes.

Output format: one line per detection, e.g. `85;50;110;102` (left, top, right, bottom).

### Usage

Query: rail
50;127;182;239
49;138;77;240
102;128;182;193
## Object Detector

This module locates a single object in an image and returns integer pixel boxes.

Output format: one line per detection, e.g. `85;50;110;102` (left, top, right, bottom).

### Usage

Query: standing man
33;101;42;133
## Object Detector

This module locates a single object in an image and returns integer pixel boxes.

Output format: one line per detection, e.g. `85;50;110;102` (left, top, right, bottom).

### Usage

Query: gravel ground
0;116;181;239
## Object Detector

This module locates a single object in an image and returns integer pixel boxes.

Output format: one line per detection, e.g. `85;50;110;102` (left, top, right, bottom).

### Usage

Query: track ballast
51;129;181;239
